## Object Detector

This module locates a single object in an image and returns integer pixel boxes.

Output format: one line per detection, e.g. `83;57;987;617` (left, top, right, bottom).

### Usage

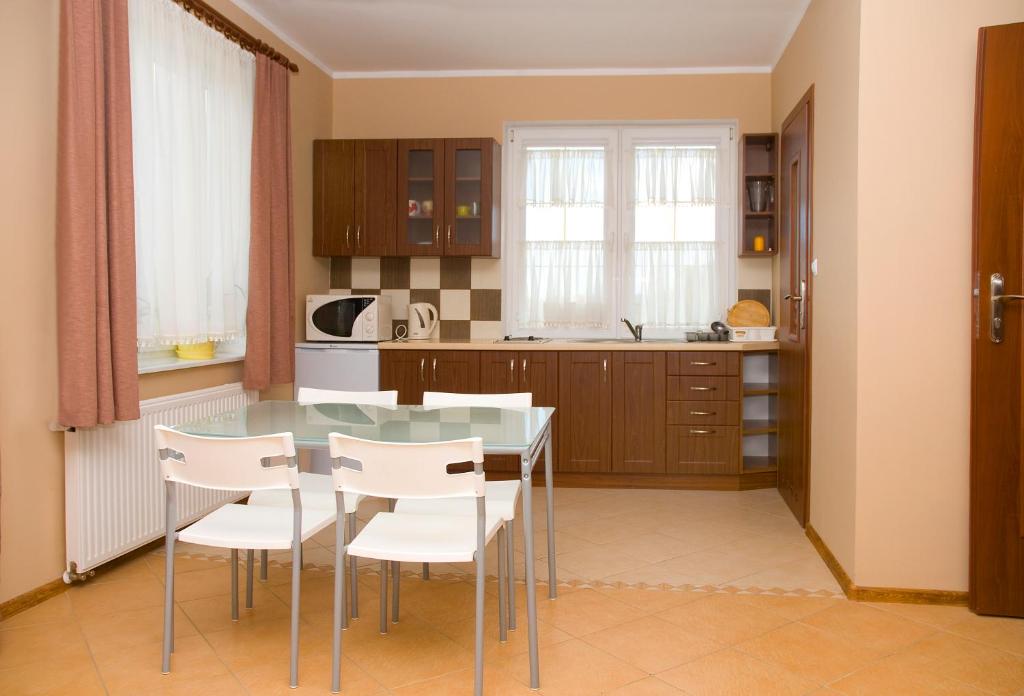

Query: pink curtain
244;55;295;391
57;0;140;427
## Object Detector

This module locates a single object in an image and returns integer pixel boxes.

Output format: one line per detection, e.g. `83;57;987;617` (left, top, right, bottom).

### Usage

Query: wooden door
611;352;666;473
558;351;612;473
479;351;519;394
313;140;355;256
353;140;397;256
396;139;445;256
427;350;480;394
444;139;498;257
778;87;813;526
521;351;559;476
379;350;428;405
970;22;1024;618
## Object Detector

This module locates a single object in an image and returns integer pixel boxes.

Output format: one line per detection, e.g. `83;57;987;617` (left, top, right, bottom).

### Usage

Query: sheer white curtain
627;146;721;329
128;0;255;348
516;148;608;329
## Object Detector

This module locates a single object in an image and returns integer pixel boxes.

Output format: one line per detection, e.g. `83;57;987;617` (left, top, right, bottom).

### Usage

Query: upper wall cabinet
314;138;500;258
396;138;501;258
313;139;397;257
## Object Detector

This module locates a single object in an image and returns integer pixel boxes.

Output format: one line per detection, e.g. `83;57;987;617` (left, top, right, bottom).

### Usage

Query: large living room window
504;123;736;337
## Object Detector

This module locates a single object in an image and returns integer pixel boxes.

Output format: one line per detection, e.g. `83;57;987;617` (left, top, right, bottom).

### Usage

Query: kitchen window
128;0;254;359
504;124;736;337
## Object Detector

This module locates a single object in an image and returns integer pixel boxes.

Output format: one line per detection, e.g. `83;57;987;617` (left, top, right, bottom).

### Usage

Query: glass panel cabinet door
396;139;445;255
444;139;496;256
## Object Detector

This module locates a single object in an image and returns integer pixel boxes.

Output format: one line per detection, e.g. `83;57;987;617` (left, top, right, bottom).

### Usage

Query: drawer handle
690;361;716;366
689;386;716;392
689;429;716;435
689;410;716;416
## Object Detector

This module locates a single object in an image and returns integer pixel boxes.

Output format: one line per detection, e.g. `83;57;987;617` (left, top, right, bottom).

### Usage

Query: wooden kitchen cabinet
558;351;612;473
380;350;479;404
612;352;666;474
428;350;480;393
396;139;446;256
313;139;397;257
667;425;740;475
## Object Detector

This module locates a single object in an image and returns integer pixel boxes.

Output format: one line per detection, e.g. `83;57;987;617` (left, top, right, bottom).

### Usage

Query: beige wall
853;0;1024;591
771;0;862;576
332;73;775;291
0;0;331;603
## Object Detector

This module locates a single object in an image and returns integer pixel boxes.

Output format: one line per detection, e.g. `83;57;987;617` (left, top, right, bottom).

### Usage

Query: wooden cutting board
726;300;771;327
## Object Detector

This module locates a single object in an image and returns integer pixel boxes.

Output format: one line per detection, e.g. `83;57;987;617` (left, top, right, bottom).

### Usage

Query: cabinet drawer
666;400;739;425
667;375;740;401
667;352;739;376
666;425;739;475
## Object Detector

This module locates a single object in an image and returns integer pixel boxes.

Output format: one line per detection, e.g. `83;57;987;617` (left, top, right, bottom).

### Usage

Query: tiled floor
3;489;1024;695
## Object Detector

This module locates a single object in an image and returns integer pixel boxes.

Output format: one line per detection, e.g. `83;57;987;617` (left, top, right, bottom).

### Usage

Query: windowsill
138;351;245;375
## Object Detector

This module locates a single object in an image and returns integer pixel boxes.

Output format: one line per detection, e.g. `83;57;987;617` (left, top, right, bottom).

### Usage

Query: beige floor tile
92;633;232;695
0;592;73;631
658;648;819;695
91;554;158;585
583;615;722;673
178;585;292;634
557;545;648;580
801;601;937;653
204;616;317;673
68;575;165;619
233;646;385;695
507;638;646;696
866;601;972;630
729;556;844;594
0;652;106;695
534;588;639;637
829;652;990;696
653;548;780;587
606;677;685;695
0;620;93;670
391;665;535;695
658;592;790;646
734;592;844;621
599;563;707;589
736;621;885;685
898;631;1024;696
593;586;707;612
436;604;573;658
78;604;196;658
945;611;1024;657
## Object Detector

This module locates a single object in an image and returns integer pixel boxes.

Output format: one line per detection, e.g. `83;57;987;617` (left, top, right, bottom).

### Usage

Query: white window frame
502;121;737;339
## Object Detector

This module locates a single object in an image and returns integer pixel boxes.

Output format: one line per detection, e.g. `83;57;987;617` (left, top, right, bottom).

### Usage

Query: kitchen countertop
379;339;778;352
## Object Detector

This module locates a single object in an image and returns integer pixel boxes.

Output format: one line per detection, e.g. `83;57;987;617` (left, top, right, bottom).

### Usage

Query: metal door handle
690;361;715;366
784;295;803;301
509;358;515;381
784;280;808;329
434;225;440;245
419;358;425;382
522;358;527;382
689;429;715;435
432;357;438;383
447;225;452;247
356;225;361;248
990;273;1024;343
602;358;608;383
689;386;716;392
689;410;716;416
345;225;351;248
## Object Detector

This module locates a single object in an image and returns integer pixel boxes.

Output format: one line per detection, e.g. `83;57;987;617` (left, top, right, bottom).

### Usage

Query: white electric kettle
407;302;439;339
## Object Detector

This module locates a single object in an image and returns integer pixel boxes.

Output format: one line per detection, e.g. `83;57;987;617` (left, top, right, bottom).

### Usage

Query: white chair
327;434;502;696
246;388;398;623
155;426;336;689
405;391;529;630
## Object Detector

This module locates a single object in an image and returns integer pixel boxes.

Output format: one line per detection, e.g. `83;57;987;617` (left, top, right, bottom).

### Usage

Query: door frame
779;85;815;525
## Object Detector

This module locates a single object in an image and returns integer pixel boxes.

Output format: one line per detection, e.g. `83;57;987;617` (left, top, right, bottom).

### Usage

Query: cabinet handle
419;357;425;383
522;358;527;382
689;386;716;392
690;361;715;366
432;357;438;383
446;225;452;247
689;410;716;416
602;358;608;383
509;358;515;380
345;225;351;248
356;225;361;248
689;429;716;435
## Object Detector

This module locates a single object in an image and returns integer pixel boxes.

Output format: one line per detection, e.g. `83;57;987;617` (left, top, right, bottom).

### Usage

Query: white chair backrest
422;391;532;408
155;425;299;492
329;433;484;500
297;387;398;406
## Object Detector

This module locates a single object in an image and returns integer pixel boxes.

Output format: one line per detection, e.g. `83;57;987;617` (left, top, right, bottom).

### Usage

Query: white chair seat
178;503;336;550
248;472;363;514
348;511;503;563
393;480;521;521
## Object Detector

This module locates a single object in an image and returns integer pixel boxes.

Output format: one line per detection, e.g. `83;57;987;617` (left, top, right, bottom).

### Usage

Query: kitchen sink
565;338;685;344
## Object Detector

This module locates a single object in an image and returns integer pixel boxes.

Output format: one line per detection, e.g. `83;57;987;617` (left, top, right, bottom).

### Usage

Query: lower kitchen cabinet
611;352;666;474
479;351;558;473
379;349;478;404
428;350;479;393
558;352;612;473
666;425;740;475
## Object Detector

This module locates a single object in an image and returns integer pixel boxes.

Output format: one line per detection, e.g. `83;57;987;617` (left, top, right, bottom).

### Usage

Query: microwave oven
305;294;392;342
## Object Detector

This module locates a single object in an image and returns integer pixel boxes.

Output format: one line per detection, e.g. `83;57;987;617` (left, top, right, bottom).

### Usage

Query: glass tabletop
174;401;555;453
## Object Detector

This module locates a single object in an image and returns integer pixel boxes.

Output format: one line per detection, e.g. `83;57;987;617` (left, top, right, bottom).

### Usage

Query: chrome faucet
621;318;644;342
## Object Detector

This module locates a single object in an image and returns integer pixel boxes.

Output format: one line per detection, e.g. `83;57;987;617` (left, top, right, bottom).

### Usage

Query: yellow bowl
175;341;216;360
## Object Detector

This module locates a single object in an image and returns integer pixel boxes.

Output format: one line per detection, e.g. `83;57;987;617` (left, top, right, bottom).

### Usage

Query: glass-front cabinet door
444;138;497;256
396;139;445;255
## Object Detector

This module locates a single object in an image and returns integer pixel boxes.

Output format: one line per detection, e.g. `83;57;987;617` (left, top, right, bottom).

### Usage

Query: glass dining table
174;400;556;688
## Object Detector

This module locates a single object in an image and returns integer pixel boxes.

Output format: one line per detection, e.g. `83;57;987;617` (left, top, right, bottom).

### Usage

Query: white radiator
64;382;258;578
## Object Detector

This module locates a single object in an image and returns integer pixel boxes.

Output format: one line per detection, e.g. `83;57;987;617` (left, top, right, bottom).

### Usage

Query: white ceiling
231;0;811;78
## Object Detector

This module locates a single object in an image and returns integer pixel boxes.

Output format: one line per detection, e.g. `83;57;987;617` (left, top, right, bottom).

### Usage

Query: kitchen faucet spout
621;318;643;342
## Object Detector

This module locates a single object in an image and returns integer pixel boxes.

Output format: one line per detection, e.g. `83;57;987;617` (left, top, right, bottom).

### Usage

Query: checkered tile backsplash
330;257;503;340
